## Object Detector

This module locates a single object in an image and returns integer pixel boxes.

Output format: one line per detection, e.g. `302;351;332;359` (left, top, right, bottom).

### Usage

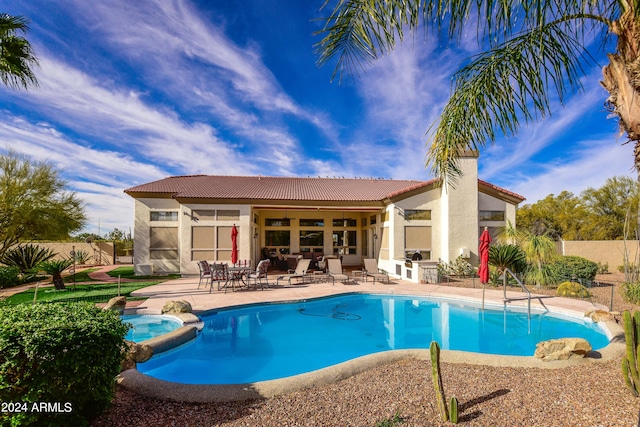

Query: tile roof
478;179;526;202
124;175;524;203
124;175;434;201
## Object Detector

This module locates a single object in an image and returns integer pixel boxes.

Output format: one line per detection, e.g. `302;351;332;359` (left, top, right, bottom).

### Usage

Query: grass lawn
63;267;101;283
3;281;159;305
107;266;180;280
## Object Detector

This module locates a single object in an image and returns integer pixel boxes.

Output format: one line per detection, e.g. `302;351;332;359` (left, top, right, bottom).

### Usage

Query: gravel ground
92;272;640;427
93;359;638;426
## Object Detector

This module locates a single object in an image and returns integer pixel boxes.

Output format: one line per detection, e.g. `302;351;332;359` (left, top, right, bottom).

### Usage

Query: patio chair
317;255;337;272
276;259;311;286
209;263;229;293
197;260;212;289
247;259;270;290
363;258;390;284
327;258;349;285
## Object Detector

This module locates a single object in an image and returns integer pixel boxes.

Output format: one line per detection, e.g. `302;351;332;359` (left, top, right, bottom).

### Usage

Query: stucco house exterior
124;153;524;282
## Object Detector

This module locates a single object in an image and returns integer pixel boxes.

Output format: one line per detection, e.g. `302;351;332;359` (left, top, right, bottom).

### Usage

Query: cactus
622;310;640;397
430;341;449;422
449;396;459;424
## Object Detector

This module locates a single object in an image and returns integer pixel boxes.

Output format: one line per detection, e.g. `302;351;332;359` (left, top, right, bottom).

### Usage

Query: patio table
222;266;251;293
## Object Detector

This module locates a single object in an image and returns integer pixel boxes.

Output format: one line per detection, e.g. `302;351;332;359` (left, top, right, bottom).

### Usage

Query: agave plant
38;258;74;290
488;244;527;275
0;244;55;274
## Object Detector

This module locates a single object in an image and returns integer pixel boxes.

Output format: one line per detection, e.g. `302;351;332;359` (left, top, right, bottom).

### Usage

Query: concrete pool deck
118;273;625;403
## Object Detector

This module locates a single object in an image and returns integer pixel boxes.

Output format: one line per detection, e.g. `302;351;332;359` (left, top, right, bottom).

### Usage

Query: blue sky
3;1;633;236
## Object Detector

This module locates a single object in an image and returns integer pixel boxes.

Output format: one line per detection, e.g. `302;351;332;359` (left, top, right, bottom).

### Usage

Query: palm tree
0;13;38;89
315;1;639;184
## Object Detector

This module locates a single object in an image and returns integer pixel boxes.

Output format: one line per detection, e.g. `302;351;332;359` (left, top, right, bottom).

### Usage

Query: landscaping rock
584;309;614;322
122;340;154;370
534;338;592;361
162;300;192;314
103;296;126;314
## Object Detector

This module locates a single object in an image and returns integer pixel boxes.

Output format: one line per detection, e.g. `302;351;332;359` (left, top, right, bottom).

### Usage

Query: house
124;152;524;282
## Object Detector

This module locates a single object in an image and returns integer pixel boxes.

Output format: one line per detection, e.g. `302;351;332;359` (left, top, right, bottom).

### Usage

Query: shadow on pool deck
118;274;625;403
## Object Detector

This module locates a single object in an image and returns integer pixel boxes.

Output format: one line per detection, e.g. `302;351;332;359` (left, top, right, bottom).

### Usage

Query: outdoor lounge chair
327;258;349;285
363;258;390;284
247;259;270;290
197;260;212;289
276;258;310;286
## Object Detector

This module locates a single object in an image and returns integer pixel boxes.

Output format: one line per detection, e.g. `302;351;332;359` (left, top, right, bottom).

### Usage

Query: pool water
122;314;183;342
137;294;609;384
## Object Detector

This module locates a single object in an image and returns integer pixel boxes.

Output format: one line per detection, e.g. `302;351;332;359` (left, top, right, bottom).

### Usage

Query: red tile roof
125;175;524;203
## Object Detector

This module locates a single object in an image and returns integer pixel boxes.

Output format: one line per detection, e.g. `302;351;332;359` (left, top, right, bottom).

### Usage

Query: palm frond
426;22;590;181
0;14;38;89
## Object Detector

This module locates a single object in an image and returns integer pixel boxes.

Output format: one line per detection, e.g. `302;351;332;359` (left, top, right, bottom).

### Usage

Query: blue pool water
122;315;182;342
137;294;610;384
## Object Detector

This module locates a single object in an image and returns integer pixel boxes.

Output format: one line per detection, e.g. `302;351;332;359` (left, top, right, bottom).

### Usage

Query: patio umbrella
479;227;492;309
478;227;492;283
231;224;238;266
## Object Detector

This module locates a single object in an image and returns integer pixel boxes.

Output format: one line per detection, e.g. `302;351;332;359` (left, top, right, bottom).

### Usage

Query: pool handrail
503;268;531;331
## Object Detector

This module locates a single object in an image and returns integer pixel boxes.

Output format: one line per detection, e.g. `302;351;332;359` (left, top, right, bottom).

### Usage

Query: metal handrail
503;268;531;328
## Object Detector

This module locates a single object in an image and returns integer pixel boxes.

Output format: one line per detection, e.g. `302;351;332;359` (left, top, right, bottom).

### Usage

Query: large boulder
534;338;592;361
162;300;192;314
103;296;126;314
122;341;153;370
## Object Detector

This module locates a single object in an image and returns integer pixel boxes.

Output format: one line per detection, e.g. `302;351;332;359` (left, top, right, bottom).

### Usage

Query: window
333;230;356;254
404;210;431;220
192;210;215;221
300;219;324;227
265;218;291;227
479;210;505;221
404;226;431;261
300;230;323;247
265;230;290;254
370;215;377;225
150;227;178;260
150;211;178;221
332;218;357;227
217;210;240;220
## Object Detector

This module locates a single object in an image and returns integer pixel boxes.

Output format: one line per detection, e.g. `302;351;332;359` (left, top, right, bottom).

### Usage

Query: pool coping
117;284;626;403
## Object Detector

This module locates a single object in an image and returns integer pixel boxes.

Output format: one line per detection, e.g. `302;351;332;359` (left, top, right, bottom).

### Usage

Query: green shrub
549;255;598;282
622;282;640;305
0;266;21;288
0;302;129;426
556;281;591;298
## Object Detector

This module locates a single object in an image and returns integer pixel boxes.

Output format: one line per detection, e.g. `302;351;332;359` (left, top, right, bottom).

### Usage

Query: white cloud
501;140;635;203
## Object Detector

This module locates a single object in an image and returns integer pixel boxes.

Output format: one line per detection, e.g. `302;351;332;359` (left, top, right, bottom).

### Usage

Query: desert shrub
622;282;640;305
597;262;609;274
438;256;475;277
548;256;598;282
0;244;55;274
0;266;21;288
74;249;92;264
0;302;129;426
556;281;591;298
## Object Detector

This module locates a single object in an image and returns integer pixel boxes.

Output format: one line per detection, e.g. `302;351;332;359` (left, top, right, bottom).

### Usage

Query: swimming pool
122;314;183;342
136;294;610;384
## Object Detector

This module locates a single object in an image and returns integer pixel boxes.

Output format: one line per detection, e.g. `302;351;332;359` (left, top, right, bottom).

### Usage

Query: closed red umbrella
478;227;492;284
231;225;238;266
